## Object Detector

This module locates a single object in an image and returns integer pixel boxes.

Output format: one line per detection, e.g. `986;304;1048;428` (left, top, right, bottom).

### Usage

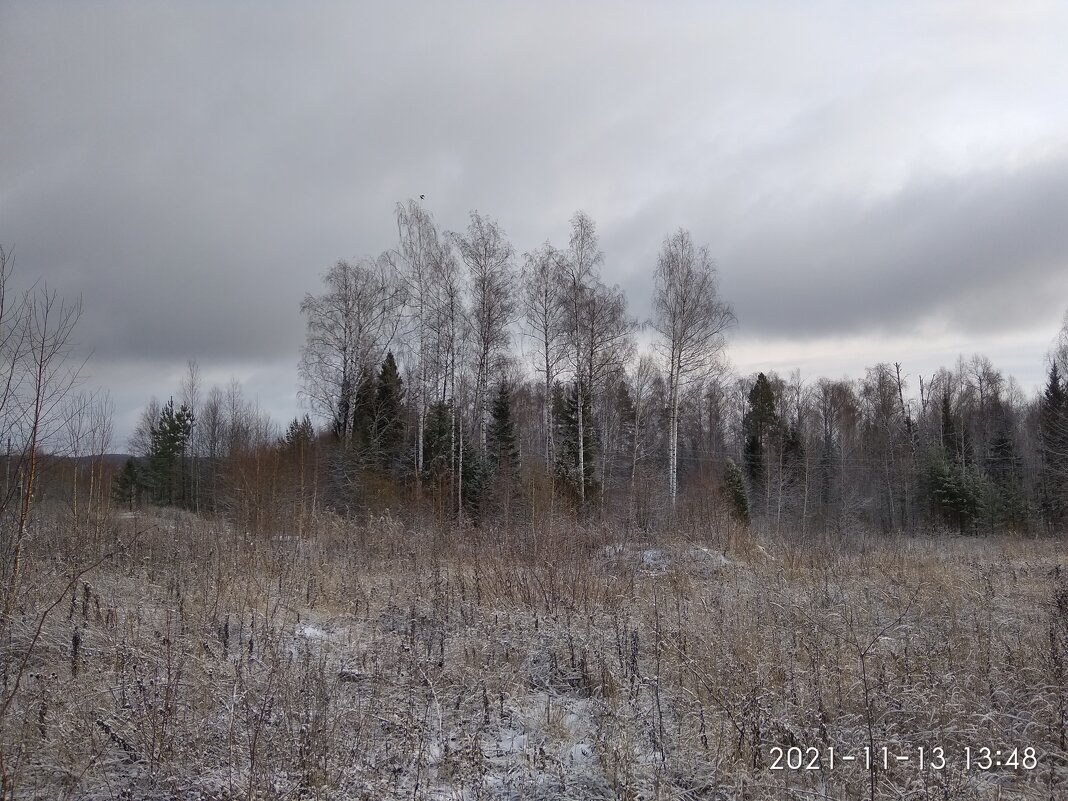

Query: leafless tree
558;213;602;504
626;353;660;525
1054;307;1068;374
651;229;735;505
199;385;226;512
0;248;31;520
522;243;566;467
582;281;634;511
86;390;114;534
225;377;259;454
453;212;517;452
426;239;469;516
395;200;445;480
129;397;161;457
555;212;635;504
0;249;84;622
60;391;93;525
299;257;405;447
861;363;913;531
58;389;113;535
181;360;203;512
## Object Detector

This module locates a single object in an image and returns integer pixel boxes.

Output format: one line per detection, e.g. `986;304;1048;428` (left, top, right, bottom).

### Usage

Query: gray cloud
3;1;1067;441
716;152;1068;340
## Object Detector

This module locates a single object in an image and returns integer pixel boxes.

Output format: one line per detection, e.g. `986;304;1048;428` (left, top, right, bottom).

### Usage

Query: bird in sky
419;194;425;200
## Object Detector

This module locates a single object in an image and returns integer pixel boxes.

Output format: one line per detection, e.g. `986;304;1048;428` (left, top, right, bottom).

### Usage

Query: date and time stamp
768;745;1040;773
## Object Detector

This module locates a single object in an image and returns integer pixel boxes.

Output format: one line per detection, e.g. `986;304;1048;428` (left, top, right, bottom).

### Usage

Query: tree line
117;203;1068;538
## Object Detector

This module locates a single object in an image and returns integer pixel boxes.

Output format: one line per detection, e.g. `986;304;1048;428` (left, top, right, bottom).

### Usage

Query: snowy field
2;513;1067;800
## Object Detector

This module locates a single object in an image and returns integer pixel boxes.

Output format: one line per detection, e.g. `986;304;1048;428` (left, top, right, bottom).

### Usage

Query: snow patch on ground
601;542;737;575
692;547;731;568
476;692;609;799
640;548;670;571
296;622;331;639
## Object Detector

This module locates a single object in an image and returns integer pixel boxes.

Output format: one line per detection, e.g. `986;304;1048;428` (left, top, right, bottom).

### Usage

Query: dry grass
1;510;1066;800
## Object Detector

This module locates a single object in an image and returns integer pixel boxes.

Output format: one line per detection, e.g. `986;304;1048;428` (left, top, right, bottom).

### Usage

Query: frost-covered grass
2;511;1066;799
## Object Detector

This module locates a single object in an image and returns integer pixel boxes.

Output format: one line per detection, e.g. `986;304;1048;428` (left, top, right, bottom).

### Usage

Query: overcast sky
3;2;1067;447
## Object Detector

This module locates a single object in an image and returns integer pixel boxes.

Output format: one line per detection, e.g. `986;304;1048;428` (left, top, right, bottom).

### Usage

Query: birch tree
555;211;615;501
62;391;111;530
395;200;445;480
299;257;404;448
86;390;114;534
426;240;469;516
522;243;566;467
581;281;634;510
199;386;225;512
558;212;604;506
180;360;202;512
555;213;635;505
625;353;660;525
651;229;735;505
453;212;516;452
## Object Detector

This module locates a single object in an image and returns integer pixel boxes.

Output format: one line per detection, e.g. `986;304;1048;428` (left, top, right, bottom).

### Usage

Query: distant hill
51;453;136;470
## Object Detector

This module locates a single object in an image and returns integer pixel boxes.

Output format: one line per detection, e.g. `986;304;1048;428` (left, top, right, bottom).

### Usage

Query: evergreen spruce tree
742;372;778;503
459;436;485;519
112;458;141;510
482;382;520;521
615;380;637;463
421;400;483;518
332;375;353;443
1039;361;1067;531
372;351;405;468
486;382;519;475
721;457;750;525
927;449;981;534
350;366;377;455
423;401;452;480
782;422;805;479
613;379;642;504
986;399;1026;532
146;398;194;507
283;415;316;450
816;432;837;518
553;380;597;504
924;388;986;532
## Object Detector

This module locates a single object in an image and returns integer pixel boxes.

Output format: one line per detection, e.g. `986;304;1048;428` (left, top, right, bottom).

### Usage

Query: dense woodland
98;202;1068;542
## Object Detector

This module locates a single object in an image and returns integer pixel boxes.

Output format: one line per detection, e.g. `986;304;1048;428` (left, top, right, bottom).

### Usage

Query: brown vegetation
0;510;1065;800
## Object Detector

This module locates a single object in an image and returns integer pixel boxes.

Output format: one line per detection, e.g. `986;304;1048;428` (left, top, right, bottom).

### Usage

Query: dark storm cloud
3;1;1068;437
718;151;1068;339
